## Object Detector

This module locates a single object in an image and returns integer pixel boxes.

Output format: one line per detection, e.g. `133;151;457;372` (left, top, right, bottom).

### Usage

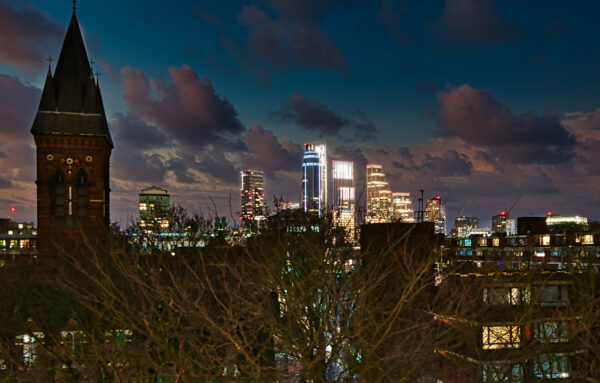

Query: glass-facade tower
240;170;266;228
302;143;327;216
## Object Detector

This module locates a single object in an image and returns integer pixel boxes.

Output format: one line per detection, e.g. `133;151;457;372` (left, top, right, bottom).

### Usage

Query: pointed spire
38;68;57;111
53;11;92;112
83;72;100;114
31;8;113;148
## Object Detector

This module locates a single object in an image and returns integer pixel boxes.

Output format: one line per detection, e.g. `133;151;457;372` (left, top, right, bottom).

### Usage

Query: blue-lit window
534;321;568;343
534;354;569;378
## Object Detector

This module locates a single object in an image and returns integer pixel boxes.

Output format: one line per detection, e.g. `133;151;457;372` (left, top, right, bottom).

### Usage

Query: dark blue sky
1;0;599;227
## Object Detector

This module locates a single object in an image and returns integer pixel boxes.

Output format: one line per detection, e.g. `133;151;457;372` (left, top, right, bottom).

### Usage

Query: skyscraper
240;170;266;227
450;216;480;238
302;142;327;216
139;186;170;234
366;164;392;223
391;192;415;222
332;160;355;238
491;211;508;234
425;195;446;235
31;7;113;250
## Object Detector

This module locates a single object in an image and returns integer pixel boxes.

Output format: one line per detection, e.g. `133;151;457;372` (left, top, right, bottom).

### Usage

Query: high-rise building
31;7;113;250
139;187;170;234
491;211;508;234
366;164;392;223
332;160;355;238
240;170;266;227
450;216;480;238
425;196;446;235
391;192;415;223
302;143;327;216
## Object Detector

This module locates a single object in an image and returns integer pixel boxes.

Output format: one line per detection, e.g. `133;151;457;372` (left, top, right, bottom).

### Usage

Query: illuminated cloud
434;0;522;45
437;84;576;164
243;124;302;172
121;65;245;150
0;1;62;74
272;93;378;140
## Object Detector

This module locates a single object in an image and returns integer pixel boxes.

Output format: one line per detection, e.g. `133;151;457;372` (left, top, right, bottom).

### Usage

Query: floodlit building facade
139;186;170;234
451;216;480;238
332;160;355;239
240;170;266;227
492;212;508;234
302;143;327;216
391;192;415;222
437;216;600;382
366;164;392;223
425;196;446;235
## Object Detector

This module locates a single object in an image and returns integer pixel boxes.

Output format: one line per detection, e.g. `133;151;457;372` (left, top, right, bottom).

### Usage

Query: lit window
492;238;500;247
534;321;568;343
534;354;570;378
139;203;147;211
479;238;488;246
483;287;521;305
483;363;523;383
535;250;545;257
482;326;521;349
540;235;551;246
576;234;594;245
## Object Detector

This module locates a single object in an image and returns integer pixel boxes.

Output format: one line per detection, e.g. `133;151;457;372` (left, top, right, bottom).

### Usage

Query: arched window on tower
52;170;65;217
77;170;88;218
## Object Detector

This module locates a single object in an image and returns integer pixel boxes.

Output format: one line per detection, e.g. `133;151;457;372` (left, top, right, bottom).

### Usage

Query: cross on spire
89;59;96;71
72;0;77;12
46;56;54;71
95;70;101;83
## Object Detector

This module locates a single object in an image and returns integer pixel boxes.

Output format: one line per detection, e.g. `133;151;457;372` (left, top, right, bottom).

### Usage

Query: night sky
1;0;599;227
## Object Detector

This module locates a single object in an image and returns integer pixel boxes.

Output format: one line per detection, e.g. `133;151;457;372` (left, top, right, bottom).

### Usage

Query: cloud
564;108;600;133
271;93;378;140
194;150;238;184
0;177;12;188
0;74;40;142
423;150;472;176
112;150;168;184
437;84;576;164
196;1;347;86
237;2;347;72
0;1;62;73
111;113;170;150
243;124;302;172
121;65;245;150
434;0;522;45
166;154;198;184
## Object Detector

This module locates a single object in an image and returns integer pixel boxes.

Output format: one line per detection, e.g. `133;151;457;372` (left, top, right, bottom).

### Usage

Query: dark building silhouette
30;8;113;250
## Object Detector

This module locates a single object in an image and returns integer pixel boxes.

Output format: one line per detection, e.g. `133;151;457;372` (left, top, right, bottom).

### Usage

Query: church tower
31;7;113;250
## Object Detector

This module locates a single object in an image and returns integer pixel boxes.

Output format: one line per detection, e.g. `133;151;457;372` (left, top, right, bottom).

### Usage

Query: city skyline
1;1;599;228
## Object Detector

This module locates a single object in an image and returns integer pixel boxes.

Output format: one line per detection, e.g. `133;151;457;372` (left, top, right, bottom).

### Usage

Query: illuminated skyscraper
425;195;446;235
391;192;415;222
492;211;508;234
332;160;355;238
450;216;479;238
366;164;392;223
302;142;327;216
240;170;266;227
139;186;170;234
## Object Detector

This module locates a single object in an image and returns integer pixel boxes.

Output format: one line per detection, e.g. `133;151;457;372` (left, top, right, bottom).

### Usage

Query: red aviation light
434;195;441;200
500;211;506;216
10;207;15;214
547;211;553;217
